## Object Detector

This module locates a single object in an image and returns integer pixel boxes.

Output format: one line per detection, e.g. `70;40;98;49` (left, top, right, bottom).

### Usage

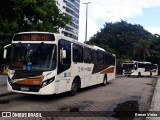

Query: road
0;76;157;120
0;75;7;86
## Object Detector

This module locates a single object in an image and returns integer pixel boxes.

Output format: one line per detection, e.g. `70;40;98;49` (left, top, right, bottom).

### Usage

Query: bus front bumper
7;82;56;95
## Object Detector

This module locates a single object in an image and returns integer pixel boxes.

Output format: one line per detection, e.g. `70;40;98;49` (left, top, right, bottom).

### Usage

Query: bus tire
150;72;152;77
102;74;107;86
69;80;78;96
138;72;141;77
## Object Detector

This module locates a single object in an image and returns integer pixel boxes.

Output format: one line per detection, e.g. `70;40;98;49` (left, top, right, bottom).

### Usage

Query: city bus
3;32;116;95
122;61;158;77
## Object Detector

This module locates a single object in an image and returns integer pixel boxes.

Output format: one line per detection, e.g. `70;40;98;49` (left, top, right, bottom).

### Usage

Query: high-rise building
56;0;80;40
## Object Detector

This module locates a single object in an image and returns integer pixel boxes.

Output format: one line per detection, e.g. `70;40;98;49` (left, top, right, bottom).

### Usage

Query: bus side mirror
3;49;7;59
60;48;66;64
3;44;11;59
135;65;137;70
62;50;66;59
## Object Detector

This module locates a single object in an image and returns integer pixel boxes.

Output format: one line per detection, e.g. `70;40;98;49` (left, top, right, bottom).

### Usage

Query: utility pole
83;2;91;42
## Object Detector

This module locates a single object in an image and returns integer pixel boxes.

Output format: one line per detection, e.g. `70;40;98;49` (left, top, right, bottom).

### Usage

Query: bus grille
11;84;41;92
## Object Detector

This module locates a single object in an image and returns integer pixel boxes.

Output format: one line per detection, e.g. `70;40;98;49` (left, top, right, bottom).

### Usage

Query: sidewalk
0;84;14;97
149;77;160;111
0;84;10;97
146;77;160;120
0;75;13;97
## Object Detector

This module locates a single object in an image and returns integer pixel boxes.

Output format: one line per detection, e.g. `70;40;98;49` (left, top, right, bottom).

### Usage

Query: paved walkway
0;75;13;96
150;77;160;111
146;77;160;120
0;85;9;96
0;75;7;86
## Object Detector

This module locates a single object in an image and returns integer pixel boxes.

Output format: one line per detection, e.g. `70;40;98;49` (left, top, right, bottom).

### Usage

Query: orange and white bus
4;32;116;95
122;61;158;77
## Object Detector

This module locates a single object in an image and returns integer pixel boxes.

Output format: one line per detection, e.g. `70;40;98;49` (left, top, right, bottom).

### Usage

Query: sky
78;0;160;43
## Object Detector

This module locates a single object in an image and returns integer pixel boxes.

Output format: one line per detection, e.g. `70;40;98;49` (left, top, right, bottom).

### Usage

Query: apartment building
56;0;80;40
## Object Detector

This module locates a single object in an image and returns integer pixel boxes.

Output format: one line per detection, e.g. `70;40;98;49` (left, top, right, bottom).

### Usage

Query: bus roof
13;32;115;56
123;60;153;64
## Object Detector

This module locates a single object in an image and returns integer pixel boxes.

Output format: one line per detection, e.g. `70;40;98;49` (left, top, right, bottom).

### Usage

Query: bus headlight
42;77;55;87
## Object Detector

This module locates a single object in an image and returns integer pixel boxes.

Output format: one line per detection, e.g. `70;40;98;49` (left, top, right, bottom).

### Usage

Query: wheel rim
150;73;152;76
104;79;107;84
103;75;107;85
138;72;141;77
72;83;78;94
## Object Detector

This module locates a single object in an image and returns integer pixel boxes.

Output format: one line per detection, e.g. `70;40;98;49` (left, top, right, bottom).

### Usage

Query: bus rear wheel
102;74;107;86
138;72;141;77
150;72;152;77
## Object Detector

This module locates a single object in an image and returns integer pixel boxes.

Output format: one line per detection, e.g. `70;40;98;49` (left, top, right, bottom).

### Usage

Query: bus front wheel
69;80;78;96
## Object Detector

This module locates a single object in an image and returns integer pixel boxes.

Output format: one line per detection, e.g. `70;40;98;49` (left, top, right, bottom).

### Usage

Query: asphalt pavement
0;75;160;119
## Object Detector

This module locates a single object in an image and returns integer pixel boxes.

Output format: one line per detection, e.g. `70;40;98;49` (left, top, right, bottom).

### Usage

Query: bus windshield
9;43;56;71
123;64;135;71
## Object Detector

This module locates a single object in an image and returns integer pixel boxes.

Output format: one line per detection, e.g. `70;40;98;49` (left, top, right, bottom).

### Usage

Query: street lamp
83;2;91;42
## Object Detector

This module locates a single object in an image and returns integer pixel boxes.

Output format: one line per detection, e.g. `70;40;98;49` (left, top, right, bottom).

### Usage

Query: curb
146;77;159;120
0;84;14;97
148;77;159;111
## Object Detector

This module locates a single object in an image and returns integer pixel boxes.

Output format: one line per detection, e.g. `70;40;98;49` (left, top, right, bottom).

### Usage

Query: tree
86;20;152;60
86;20;159;73
0;0;70;48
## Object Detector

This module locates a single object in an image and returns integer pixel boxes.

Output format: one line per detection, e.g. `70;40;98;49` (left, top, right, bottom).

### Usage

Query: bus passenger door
56;79;67;94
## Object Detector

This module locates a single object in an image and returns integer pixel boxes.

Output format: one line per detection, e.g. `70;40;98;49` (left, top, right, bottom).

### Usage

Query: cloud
145;27;160;35
78;0;160;43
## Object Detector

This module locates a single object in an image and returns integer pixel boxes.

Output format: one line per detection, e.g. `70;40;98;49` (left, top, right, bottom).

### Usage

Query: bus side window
73;44;83;63
97;51;104;64
91;50;98;64
154;64;157;69
108;54;113;65
111;55;115;65
104;53;108;65
84;47;91;63
58;39;71;74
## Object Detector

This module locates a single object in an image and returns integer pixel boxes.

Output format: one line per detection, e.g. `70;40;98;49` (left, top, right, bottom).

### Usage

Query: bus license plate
21;87;29;91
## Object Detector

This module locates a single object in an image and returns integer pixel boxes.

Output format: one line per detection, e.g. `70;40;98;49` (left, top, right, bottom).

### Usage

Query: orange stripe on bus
145;69;157;73
150;69;157;73
15;75;44;85
100;66;115;74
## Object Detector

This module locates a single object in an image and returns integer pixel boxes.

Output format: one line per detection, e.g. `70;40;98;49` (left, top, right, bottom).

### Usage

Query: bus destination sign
13;33;55;41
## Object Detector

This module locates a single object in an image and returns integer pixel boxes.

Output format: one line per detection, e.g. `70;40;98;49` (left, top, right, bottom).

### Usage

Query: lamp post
83;2;91;42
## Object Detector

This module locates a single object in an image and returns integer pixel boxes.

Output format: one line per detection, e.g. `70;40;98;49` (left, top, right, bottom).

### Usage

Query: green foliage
86;20;160;73
87;20;152;60
0;0;71;48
